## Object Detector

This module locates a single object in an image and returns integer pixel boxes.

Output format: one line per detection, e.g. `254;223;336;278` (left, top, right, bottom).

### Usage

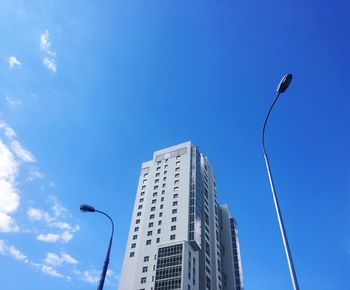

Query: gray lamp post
262;74;300;290
80;204;114;290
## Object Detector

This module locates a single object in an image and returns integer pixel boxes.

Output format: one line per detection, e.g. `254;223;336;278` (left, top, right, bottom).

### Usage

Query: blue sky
0;0;349;289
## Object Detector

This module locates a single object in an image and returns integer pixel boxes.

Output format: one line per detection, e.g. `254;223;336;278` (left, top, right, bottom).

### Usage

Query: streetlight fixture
80;204;115;290
262;74;300;290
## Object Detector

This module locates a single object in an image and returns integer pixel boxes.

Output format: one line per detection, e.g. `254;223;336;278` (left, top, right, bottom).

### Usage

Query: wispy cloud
0;240;28;263
8;56;21;68
43;57;57;73
0;131;20;232
41;265;64;278
5;96;23;108
44;252;78;266
27;169;44;181
11;140;36;163
1;121;80;282
40;30;55;56
40;30;57;72
37;230;73;243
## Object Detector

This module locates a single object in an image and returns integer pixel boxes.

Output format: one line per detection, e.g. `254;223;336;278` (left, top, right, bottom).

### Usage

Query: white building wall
118;142;243;290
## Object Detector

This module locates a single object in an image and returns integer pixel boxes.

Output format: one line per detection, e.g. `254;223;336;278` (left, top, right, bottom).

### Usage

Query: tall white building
118;142;243;290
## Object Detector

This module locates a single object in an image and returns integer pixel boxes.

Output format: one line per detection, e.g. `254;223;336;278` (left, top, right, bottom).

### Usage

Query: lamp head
277;73;293;93
80;204;96;213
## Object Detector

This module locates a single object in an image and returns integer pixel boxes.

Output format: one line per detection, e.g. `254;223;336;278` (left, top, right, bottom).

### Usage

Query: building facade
118;142;243;290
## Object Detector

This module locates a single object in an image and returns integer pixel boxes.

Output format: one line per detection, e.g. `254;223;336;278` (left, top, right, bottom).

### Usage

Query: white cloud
0;212;19;233
27;208;52;222
11;140;36;162
51;221;72;230
37;233;60;243
80;269;100;284
41;265;63;278
0;179;20;214
0;138;20;232
44;252;78;266
43;57;57;73
50;198;67;217
61;231;73;242
40;30;55;56
0;240;28;263
37;230;74;243
5;96;22;108
27;170;44;181
0;122;17;139
8;56;21;68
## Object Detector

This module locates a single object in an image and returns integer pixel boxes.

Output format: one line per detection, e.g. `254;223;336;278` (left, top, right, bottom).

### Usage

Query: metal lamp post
80;204;115;290
262;74;300;290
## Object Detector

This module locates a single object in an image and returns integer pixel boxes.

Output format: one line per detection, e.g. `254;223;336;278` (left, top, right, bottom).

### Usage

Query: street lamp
262;74;300;290
80;204;115;290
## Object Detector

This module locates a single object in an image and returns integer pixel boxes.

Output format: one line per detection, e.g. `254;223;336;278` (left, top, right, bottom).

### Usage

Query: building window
176;156;181;160
164;164;168;169
172;209;177;214
149;222;154;227
152;199;156;204
137;212;142;216
142;266;148;273
176;161;180;166
153;192;157;197
171;225;176;231
160;204;163;209
156;172;160;177
173;201;178;206
146;240;151;245
157;161;161;165
174;180;179;185
141;277;146;283
148;231;152;236
138;205;143;209
139;198;144;202
131;243;136;248
136;219;140;224
133;235;137;240
150;214;155;219
174;186;179;191
144;173;148;178
156;237;160;243
170;234;176;240
175;167;180;172
151;206;156;211
157;229;161;234
175;173;180;178
163;177;167;181
141;185;146;189
155;179;159;183
158;220;162;225
130;252;135;257
143;179;147;184
162;183;166;188
172;217;177;222
140;191;145;196
144;256;149;262
164;170;167;175
173;193;178;198
159;212;163;217
154;185;158;190
161;197;164;201
134;227;139;232
161;190;165;195
156;167;161;171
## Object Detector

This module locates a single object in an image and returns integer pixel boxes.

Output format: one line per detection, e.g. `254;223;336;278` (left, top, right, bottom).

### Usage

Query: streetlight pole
80;204;115;290
262;74;300;290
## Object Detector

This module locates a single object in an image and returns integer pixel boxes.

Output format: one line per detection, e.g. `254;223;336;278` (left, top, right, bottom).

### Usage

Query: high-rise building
118;142;243;290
